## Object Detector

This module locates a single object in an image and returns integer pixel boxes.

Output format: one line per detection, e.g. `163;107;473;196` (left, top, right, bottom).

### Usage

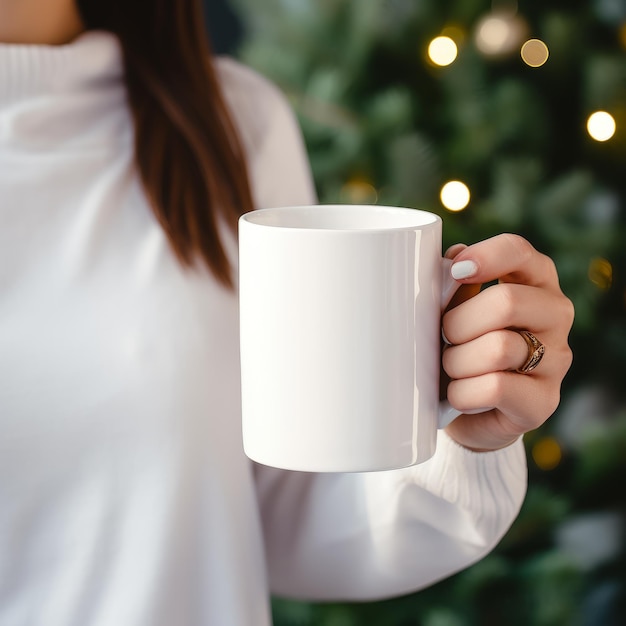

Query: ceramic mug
238;205;462;472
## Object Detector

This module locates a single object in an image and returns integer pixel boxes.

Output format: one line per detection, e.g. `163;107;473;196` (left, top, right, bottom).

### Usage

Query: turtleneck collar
0;30;132;151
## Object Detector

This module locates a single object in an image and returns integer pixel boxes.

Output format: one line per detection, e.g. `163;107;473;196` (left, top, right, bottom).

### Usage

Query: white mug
238;205;462;472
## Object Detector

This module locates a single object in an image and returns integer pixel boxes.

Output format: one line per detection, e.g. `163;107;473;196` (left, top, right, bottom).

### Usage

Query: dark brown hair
77;0;254;287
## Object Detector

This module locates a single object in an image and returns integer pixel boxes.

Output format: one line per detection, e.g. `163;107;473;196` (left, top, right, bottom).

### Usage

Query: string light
427;36;458;66
340;178;378;205
587;111;616;142
532;437;562;470
588;257;613;290
440;181;470;211
521;39;549;67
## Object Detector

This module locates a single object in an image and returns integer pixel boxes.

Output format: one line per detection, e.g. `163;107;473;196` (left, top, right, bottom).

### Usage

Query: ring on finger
515;330;545;374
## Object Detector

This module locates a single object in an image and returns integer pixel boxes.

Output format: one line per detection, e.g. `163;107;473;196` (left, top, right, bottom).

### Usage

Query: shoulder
214;57;317;207
214;57;295;157
215;56;284;107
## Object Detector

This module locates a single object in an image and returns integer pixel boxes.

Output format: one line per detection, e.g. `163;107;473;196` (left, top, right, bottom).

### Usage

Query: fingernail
451;260;478;280
441;327;452;345
463;407;494;415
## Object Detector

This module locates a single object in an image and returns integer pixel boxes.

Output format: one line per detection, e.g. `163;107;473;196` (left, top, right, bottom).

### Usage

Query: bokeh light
587;111;616;142
521;38;549;67
588;257;613;290
340;178;378;204
440;181;470;211
532;437;562;471
428;36;458;66
475;12;527;57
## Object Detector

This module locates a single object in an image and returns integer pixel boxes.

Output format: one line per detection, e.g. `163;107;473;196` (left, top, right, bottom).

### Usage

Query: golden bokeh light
532;437;562;471
588;257;613;290
340;178;378;205
521;38;549;67
427;36;458;66
587;111;616;142
440;180;470;212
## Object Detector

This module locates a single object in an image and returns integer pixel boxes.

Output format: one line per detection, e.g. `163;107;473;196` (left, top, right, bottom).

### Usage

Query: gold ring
515;330;545;374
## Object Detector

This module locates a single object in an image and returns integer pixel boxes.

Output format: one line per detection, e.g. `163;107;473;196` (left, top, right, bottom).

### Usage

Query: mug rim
239;204;441;233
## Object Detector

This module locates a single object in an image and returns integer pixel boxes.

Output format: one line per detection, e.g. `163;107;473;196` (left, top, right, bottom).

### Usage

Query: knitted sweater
0;30;526;626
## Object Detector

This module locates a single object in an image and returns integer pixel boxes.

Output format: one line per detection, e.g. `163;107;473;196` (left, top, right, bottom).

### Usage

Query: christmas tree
230;0;626;623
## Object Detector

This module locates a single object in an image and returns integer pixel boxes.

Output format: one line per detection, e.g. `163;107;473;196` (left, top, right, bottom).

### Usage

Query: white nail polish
450;260;478;280
441;327;452;345
463;407;494;415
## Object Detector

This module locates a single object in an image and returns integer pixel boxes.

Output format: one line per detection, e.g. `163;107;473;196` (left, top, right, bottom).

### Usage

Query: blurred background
206;1;626;624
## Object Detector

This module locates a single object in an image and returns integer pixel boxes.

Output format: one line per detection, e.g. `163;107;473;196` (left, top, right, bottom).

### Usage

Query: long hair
76;0;254;287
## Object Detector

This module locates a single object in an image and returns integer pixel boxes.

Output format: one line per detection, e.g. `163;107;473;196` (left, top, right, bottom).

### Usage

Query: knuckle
544;294;575;337
540;254;559;282
563;344;574;368
557;344;574;377
491;332;515;370
544;389;562;419
501;233;535;265
562;296;576;328
491;283;517;322
483;372;508;406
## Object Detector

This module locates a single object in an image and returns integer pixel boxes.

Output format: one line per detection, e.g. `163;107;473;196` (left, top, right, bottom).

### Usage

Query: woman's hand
441;234;575;452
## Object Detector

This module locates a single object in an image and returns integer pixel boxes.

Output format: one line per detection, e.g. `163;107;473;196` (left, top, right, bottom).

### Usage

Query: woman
0;0;574;624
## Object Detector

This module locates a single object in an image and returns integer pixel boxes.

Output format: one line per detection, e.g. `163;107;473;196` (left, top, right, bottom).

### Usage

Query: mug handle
438;258;464;429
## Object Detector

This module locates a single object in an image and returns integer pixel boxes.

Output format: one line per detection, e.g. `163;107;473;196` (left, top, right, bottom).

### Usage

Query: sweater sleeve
219;58;528;601
255;432;526;600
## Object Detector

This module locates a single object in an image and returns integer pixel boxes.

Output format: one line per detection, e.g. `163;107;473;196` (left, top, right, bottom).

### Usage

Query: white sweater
0;31;527;626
